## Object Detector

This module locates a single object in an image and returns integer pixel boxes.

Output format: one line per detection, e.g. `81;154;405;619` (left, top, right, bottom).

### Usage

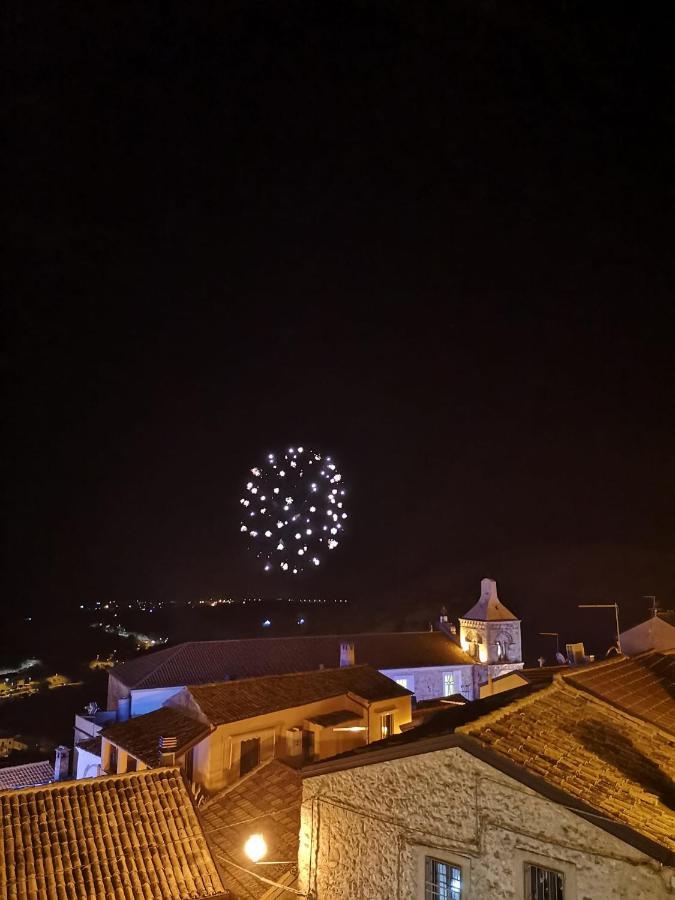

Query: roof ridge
187;663;375;691
456;682;562;734
146;631;447;650
0;765;182;797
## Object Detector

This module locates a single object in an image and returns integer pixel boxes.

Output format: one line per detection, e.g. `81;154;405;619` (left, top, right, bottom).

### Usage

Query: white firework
240;447;348;574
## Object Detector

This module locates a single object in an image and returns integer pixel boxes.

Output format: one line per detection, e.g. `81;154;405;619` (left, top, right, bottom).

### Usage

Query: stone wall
299;747;672;899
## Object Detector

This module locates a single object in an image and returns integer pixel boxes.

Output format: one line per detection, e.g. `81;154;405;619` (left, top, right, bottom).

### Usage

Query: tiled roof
304;677;675;862
459;682;675;857
111;631;474;691
78;736;102;755
102;707;211;766
201;760;301;900
0;760;53;790
565;651;675;734
183;665;410;726
0;767;225;899
460;578;518;622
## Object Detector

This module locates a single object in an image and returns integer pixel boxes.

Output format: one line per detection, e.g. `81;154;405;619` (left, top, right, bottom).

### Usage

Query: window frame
442;671;458;697
380;712;394;739
524;861;565;900
514;850;576;900
415;845;470;900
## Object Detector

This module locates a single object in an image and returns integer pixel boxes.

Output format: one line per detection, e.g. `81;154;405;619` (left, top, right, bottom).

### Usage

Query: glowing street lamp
244;834;267;863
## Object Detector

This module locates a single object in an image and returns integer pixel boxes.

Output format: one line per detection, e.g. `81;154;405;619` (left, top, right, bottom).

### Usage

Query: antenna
643;595;657;618
578;603;622;655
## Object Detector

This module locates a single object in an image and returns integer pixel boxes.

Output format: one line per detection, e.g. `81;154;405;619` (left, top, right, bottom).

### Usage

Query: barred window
425;856;462;900
525;863;564;900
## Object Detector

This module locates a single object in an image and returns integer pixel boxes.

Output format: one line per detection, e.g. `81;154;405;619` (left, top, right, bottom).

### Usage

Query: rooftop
0;759;53;791
200;760;301;900
565;650;675;734
110;631;474;691
0;767;225;899
182;665;410;726
303;671;675;864
460;577;519;622
102;707;211;766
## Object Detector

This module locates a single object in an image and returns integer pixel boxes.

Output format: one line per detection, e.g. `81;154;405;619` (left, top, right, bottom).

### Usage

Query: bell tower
458;578;523;680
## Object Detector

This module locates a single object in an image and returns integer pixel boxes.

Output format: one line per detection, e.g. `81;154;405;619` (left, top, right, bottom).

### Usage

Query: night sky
5;2;674;648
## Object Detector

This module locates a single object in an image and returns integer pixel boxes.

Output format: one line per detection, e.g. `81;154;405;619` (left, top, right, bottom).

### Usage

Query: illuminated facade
458;578;523;682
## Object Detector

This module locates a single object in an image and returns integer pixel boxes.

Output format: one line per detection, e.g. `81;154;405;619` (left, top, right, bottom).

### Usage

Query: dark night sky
4;2;674;645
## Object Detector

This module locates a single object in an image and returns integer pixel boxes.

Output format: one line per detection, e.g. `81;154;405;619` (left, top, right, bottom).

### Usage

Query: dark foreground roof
183;665;410;726
304;676;675;864
111;631;474;691
102;707;210;765
201;760;301;900
0;759;53;791
0;768;225;899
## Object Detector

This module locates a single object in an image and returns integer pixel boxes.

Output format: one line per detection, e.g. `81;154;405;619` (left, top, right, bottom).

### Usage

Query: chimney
54;745;70;781
158;735;178;765
339;641;355;667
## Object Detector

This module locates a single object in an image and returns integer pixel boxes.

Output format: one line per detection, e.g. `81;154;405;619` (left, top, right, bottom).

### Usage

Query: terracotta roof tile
102;708;210;766
459;682;675;855
0;767;225;900
184;665;410;726
0;760;54;790
200;760;301;900
564;651;675;734
111;632;473;691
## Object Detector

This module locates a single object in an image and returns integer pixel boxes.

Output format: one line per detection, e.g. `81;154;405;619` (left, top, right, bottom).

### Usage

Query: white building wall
130;685;184;717
75;747;101;780
621;618;675;656
299;747;672;899
379;666;476;701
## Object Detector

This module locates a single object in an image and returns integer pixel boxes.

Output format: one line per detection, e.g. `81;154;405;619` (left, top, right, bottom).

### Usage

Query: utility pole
578;603;622;655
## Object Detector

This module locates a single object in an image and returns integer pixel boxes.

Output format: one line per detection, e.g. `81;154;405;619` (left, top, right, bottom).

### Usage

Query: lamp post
578;603;622;655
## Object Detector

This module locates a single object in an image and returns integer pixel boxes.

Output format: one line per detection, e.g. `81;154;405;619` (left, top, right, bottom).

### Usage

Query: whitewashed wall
300;747;672;899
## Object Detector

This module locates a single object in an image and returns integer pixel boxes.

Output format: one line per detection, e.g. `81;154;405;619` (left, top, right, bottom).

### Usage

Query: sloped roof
102;707;211;766
306;709;363;727
78;735;102;756
565;650;675;734
111;632;474;691
0;767;225;899
460;578;518;621
184;665;410;726
201;760;301;900
458;682;675;859
304;676;675;864
0;759;53;790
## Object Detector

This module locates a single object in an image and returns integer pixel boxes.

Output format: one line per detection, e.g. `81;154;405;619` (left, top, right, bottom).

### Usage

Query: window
425;857;462;900
109;744;118;774
126;755;137;773
443;672;456;696
239;737;261;776
395;676;410;690
380;713;394;739
525;864;564;900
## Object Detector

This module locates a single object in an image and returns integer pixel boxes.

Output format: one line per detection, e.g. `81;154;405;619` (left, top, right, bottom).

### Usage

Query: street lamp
578;603;622;654
243;833;294;866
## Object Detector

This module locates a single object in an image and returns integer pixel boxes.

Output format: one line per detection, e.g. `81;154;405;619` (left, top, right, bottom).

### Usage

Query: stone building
458;577;523;681
298;652;675;899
